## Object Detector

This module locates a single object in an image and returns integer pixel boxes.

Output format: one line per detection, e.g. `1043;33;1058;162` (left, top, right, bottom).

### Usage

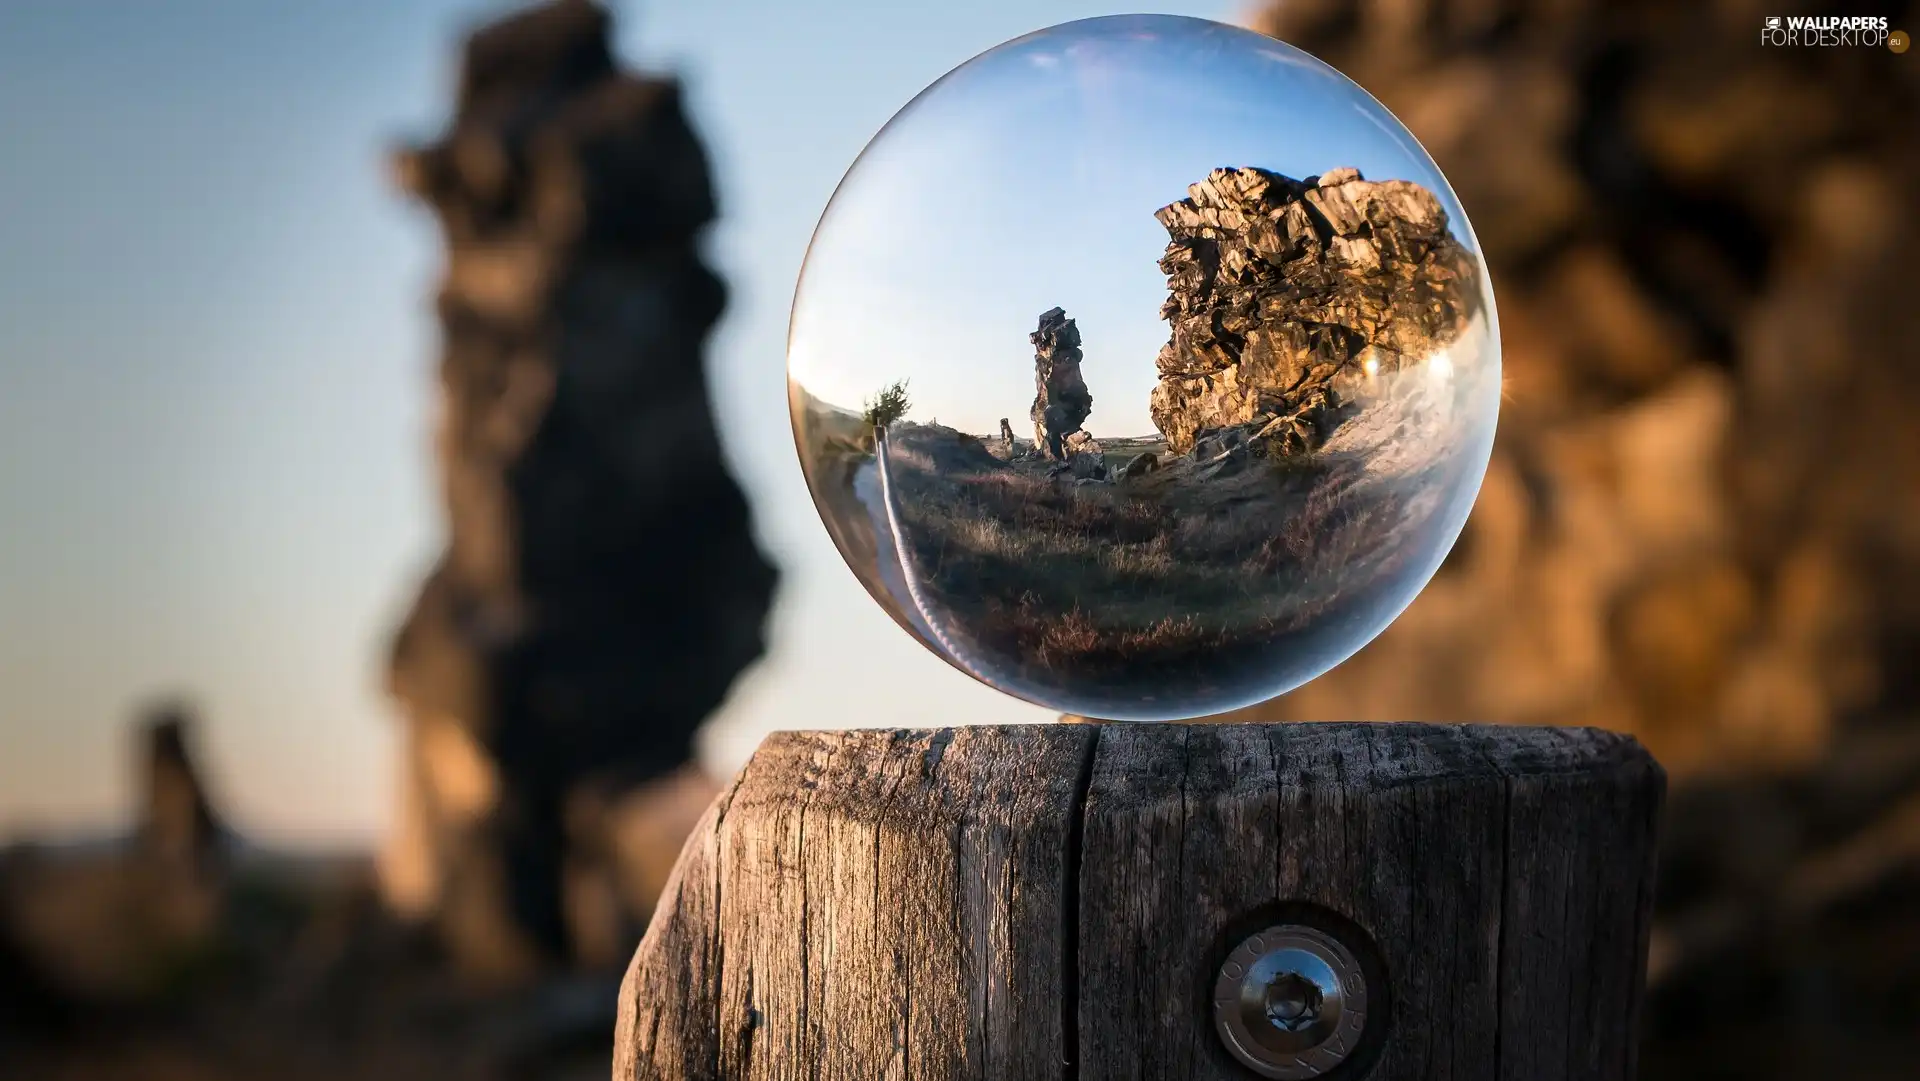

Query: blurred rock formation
1151;166;1480;456
1029;306;1093;458
1242;1;1920;1073
4;706;705;1079
139;703;227;871
0;704;229;1008
1240;0;1919;778
384;0;775;979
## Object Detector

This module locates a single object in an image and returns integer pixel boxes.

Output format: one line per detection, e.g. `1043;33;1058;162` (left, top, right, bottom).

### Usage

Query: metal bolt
1214;925;1369;1079
1264;971;1323;1031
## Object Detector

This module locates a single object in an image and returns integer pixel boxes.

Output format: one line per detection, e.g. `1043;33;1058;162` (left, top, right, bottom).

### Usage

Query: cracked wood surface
614;723;1662;1080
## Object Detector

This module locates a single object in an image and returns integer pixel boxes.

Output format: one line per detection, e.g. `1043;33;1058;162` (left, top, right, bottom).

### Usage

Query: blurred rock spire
384;0;776;979
136;701;226;868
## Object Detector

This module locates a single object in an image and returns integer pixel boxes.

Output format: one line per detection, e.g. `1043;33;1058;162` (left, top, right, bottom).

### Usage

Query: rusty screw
1214;925;1369;1079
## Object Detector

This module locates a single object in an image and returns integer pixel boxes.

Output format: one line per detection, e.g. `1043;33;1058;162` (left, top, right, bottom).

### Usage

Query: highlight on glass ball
789;14;1500;721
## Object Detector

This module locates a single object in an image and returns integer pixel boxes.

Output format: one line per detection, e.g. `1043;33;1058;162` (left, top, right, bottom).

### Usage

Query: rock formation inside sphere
1029;306;1093;459
1150;166;1481;456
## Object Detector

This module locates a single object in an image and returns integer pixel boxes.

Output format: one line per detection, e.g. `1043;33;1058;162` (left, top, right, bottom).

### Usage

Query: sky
0;0;1328;844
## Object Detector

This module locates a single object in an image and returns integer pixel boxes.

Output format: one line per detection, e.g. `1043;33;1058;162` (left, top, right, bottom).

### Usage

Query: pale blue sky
0;0;1279;842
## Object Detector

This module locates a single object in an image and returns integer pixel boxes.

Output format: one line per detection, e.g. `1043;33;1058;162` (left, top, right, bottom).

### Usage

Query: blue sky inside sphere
791;15;1475;439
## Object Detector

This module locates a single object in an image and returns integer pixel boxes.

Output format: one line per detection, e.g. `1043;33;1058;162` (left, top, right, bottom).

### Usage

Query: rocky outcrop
385;0;776;977
1028;307;1093;459
1063;431;1106;479
1149;166;1480;456
1120;451;1160;480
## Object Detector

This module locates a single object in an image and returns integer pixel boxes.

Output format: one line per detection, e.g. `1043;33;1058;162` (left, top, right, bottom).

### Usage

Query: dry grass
878;422;1437;690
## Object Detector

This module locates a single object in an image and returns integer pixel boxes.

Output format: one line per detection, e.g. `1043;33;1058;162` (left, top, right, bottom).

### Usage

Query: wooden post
613;723;1663;1080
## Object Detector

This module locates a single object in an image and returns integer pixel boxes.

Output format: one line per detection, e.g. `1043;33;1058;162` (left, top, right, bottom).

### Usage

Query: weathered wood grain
614;723;1662;1081
613;767;740;1081
1493;728;1665;1081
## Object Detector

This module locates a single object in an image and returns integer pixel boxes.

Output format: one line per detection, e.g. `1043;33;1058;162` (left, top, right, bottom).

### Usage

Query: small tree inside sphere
863;380;911;431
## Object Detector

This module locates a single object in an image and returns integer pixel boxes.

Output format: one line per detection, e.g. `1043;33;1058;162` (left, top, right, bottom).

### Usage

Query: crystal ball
789;15;1499;721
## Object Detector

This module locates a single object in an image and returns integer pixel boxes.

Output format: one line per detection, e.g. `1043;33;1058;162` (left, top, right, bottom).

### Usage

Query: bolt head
1214;925;1369;1079
1264;971;1323;1031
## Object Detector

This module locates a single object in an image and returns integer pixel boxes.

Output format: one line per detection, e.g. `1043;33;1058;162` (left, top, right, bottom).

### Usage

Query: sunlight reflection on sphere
789;15;1500;721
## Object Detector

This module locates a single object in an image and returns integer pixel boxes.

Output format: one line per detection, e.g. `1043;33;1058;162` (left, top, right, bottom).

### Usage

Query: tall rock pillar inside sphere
384;0;777;978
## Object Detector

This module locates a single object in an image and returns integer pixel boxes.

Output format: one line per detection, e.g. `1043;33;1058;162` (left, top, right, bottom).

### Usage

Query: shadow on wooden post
613;723;1663;1080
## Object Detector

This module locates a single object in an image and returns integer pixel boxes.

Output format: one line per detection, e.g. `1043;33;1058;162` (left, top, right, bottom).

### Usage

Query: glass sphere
789;15;1499;721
